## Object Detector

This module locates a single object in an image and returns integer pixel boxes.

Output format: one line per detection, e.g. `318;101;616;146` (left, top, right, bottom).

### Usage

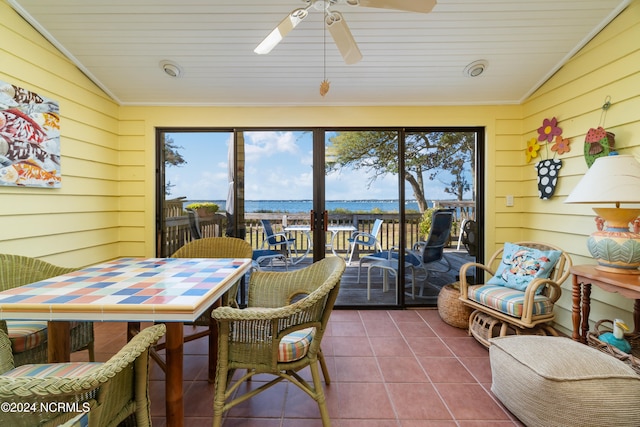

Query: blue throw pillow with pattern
487;242;561;292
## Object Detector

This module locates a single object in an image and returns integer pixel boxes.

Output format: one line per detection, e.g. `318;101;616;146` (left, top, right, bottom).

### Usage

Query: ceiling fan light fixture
160;60;182;78
464;60;488;77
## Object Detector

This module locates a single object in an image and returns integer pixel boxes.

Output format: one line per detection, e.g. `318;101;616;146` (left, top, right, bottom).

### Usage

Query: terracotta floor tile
459;357;494;384
226;381;287;418
434;383;511;421
400;421;458;427
331;320;367;337
406;336;454;357
331;336;374;356
418;357;476;383
442;336;488;357
91;309;515;426
369;335;412;357
378;356;428;383
387;382;453;420
396;320;438;337
337;382;396;419
388;310;426;322
335;356;382;382
363;319;403;337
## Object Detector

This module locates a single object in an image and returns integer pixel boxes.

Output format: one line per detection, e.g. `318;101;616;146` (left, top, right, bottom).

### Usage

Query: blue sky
165;131;457;202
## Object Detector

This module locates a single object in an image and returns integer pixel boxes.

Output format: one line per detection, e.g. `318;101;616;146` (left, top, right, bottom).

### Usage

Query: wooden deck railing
161;201;475;257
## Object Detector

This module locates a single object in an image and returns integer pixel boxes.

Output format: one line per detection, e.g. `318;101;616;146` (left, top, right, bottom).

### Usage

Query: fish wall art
0;80;61;188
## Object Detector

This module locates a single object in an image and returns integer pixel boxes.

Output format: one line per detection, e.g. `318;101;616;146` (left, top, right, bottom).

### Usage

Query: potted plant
418;207;437;240
185;202;219;219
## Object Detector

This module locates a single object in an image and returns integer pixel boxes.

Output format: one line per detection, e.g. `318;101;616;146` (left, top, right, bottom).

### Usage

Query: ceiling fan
254;0;437;65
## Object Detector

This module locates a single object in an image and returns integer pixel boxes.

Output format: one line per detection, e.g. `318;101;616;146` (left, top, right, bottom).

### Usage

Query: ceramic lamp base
587;230;640;275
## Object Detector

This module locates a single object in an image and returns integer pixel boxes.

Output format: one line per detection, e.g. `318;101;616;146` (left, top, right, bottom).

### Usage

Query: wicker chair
164;237;253;378
0;254;95;365
211;256;346;427
459;242;572;347
0;323;165;427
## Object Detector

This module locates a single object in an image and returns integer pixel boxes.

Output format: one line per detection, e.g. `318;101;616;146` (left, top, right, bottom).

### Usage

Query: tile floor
82;309;525;426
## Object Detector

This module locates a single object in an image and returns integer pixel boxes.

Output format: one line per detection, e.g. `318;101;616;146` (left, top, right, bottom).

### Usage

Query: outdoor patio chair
167;237;253;378
211;256;346;427
260;219;297;263
459;241;572;347
360;249;420;300
0;254;95;366
346;218;383;265
411;209;454;295
252;249;288;270
0;323;165;427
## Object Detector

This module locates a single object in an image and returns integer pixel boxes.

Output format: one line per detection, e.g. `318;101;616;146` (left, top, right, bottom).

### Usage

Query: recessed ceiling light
463;60;488;77
160;60;182;78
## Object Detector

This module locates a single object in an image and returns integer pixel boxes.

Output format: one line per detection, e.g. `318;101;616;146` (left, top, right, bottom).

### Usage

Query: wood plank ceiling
8;0;631;106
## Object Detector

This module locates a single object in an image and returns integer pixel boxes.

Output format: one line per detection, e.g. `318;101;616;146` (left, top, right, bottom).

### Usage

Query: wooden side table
571;264;640;343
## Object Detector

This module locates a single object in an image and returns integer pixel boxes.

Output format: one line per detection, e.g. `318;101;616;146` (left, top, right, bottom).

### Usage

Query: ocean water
184;200;423;213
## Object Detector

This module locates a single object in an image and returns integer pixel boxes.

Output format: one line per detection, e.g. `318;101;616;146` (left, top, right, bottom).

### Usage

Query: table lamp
564;154;640;274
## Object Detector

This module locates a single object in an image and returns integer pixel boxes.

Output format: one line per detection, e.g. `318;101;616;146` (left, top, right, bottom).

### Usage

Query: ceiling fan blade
347;0;437;13
254;8;309;54
326;11;363;65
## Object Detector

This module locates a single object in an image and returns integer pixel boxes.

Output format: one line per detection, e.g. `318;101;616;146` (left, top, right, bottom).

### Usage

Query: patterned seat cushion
468;285;553;317
278;327;315;362
3;362;102;378
6;320;47;353
60;412;89;427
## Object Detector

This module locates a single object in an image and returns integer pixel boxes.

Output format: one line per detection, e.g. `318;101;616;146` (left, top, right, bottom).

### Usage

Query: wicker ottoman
490;335;640;427
437;282;473;329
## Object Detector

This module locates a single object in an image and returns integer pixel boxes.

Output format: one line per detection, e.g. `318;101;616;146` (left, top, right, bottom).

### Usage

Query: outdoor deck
249;248;475;307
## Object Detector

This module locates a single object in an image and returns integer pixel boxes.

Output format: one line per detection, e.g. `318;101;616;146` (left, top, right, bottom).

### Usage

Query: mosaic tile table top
0;257;252;322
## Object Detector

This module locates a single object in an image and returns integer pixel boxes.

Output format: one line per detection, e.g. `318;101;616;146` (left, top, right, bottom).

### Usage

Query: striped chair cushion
3;362;102;378
60;412;89;427
278;327;315;362
468;285;553;318
7;320;47;353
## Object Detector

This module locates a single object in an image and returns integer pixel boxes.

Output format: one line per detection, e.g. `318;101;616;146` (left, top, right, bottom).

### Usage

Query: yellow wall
119;104;520;257
518;0;640;333
0;1;121;267
1;0;639;333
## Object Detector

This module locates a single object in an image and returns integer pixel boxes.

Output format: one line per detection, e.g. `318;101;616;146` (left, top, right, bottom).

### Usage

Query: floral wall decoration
0;80;61;188
583;97;615;168
525;117;571;200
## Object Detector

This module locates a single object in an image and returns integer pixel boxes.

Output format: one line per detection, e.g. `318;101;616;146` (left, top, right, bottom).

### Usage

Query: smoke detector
160;60;182;78
464;60;488;77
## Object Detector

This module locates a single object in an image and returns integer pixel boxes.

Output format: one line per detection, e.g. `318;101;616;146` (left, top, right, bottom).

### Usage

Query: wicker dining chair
0;323;165;427
211;256;346;427
165;237;253;378
0;254;95;366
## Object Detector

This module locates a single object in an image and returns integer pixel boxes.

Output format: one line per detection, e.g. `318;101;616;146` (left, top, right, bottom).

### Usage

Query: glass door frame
156;126;484;309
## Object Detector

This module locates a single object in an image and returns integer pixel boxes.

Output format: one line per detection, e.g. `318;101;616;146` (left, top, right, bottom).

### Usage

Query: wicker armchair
0;323;165;427
459;242;572;347
0;254;95;365
211;256;346;427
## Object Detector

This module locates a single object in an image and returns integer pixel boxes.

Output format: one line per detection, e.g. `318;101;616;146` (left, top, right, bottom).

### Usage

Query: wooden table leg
634;299;640;334
581;283;592;344
47;321;70;362
572;276;581;342
165;322;184;427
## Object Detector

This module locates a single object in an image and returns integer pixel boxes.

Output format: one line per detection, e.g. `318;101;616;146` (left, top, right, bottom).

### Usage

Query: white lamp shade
564;155;640;205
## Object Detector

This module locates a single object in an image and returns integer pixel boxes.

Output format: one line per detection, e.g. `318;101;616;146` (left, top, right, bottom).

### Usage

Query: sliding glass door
157;127;482;309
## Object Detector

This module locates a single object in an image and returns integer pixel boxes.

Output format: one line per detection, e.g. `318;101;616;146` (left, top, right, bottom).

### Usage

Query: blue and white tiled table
0;257;252;427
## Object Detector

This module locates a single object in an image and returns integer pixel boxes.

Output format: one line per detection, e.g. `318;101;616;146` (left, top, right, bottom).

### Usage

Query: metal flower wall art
526;117;571;200
0;80;61;188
